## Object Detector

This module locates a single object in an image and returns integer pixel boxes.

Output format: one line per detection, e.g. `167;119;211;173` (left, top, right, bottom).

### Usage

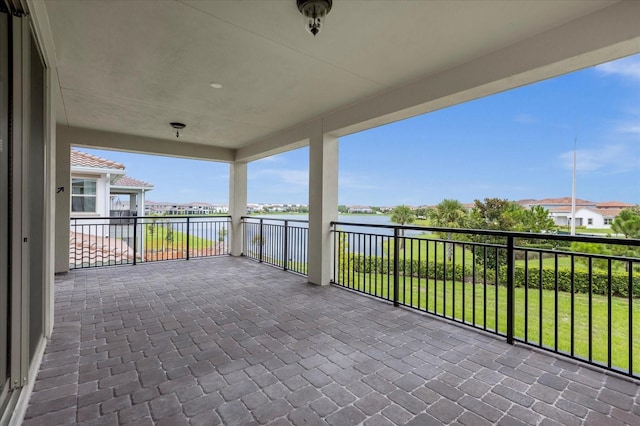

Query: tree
390;205;415;226
390;205;415;249
252;233;265;246
165;226;174;245
429;199;467;259
469;198;515;231
468;198;514;268
218;226;228;242
505;204;556;234
611;208;640;239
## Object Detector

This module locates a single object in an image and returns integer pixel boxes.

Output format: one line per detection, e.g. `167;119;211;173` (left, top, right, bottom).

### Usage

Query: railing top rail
330;221;640;247
241;215;309;224
71;215;232;221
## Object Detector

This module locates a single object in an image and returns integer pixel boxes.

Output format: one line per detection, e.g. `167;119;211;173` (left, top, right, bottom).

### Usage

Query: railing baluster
506;236;514;345
629;262;633;375
283;220;288;271
186;216;190;260
393;227;399;307
133;216;138;266
259;218;264;263
608;258;612;369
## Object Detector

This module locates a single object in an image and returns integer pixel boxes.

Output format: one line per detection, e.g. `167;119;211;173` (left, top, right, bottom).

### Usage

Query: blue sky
79;53;640;207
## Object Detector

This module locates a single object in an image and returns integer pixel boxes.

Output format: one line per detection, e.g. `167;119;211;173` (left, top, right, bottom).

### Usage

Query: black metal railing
331;221;640;378
241;216;308;276
70;215;231;269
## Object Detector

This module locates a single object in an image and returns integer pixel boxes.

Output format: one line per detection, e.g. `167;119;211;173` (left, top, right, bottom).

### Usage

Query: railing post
186;217;190;260
133;216;138;266
283;220;289;271
239;217;243;256
259;218;264;263
506;235;514;345
393;227;400;307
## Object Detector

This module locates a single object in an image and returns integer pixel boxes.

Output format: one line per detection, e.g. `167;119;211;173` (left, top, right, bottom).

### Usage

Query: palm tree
390;205;415;249
429;199;467;259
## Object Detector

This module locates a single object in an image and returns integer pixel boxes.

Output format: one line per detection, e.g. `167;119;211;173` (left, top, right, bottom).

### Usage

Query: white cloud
253;168;308;186
340;172;387;191
559;144;639;173
595;56;640;80
514;113;537;124
617;123;640;135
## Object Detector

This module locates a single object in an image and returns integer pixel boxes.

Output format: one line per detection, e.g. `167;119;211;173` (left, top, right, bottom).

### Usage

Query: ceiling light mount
170;122;186;138
296;0;332;36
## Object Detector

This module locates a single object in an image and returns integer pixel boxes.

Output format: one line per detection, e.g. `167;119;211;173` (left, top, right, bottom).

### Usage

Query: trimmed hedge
339;254;640;298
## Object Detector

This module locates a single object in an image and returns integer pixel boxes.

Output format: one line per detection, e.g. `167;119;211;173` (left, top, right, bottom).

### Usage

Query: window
587;218;593;225
604;218;613;225
71;178;97;212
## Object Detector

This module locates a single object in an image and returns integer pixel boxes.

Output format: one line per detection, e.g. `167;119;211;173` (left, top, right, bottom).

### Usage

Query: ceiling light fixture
296;0;332;36
210;82;223;89
170;122;186;138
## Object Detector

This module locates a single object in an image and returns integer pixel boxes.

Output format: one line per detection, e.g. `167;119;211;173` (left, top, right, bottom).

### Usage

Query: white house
522;197;634;229
71;149;153;219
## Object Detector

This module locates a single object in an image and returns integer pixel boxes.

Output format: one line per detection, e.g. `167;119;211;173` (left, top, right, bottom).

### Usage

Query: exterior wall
550;208;606;229
54;138;70;273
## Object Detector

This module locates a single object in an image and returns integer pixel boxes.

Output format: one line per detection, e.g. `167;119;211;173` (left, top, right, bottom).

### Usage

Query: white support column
229;161;247;256
307;130;338;286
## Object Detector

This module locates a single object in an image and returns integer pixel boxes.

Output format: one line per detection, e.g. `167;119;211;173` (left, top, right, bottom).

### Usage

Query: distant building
145;201;228;216
348;205;374;214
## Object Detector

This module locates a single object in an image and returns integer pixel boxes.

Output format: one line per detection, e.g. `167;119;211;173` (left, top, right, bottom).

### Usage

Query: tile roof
597;207;624;217
596;201;634;208
534;197;595;205
71;149;125;170
111;175;153;189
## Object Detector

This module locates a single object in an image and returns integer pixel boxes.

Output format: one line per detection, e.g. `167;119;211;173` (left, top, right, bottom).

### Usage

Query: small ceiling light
210;82;223;89
297;0;332;36
170;122;186;138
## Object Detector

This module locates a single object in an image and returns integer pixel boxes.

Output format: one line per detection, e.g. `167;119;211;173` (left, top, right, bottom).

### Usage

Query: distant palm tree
390;205;415;249
429;199;467;259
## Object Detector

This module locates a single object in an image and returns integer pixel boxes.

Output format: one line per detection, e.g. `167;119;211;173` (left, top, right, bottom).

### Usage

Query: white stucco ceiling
44;0;630;152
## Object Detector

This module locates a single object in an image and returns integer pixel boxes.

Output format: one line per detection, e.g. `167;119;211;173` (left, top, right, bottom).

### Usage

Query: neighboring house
71;149;154;219
518;197;634;229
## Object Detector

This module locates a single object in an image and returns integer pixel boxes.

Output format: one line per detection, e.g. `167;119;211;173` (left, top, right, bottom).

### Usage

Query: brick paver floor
23;257;640;425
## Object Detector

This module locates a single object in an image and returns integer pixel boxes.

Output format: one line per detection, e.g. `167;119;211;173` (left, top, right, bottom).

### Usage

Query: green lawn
334;269;639;375
144;224;214;251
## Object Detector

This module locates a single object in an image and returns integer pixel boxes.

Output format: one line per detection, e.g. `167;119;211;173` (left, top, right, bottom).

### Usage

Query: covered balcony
1;0;639;424
22;257;640;425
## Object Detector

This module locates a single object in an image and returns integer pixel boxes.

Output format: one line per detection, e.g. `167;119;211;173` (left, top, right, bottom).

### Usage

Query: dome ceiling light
296;0;332;36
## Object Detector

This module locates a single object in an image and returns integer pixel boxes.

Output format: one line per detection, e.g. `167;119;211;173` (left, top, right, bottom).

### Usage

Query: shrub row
338;254;639;298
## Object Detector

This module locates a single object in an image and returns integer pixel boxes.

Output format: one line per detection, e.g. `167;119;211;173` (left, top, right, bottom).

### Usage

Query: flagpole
570;138;577;236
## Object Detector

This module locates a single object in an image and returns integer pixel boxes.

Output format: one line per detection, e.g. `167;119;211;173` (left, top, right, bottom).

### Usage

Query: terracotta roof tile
71;150;125;170
596;208;624;217
596;201;634;208
534;197;595;205
111;175;153;188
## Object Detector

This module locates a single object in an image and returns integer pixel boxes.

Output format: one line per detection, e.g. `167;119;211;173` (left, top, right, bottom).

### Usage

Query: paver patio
23;257;640;425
